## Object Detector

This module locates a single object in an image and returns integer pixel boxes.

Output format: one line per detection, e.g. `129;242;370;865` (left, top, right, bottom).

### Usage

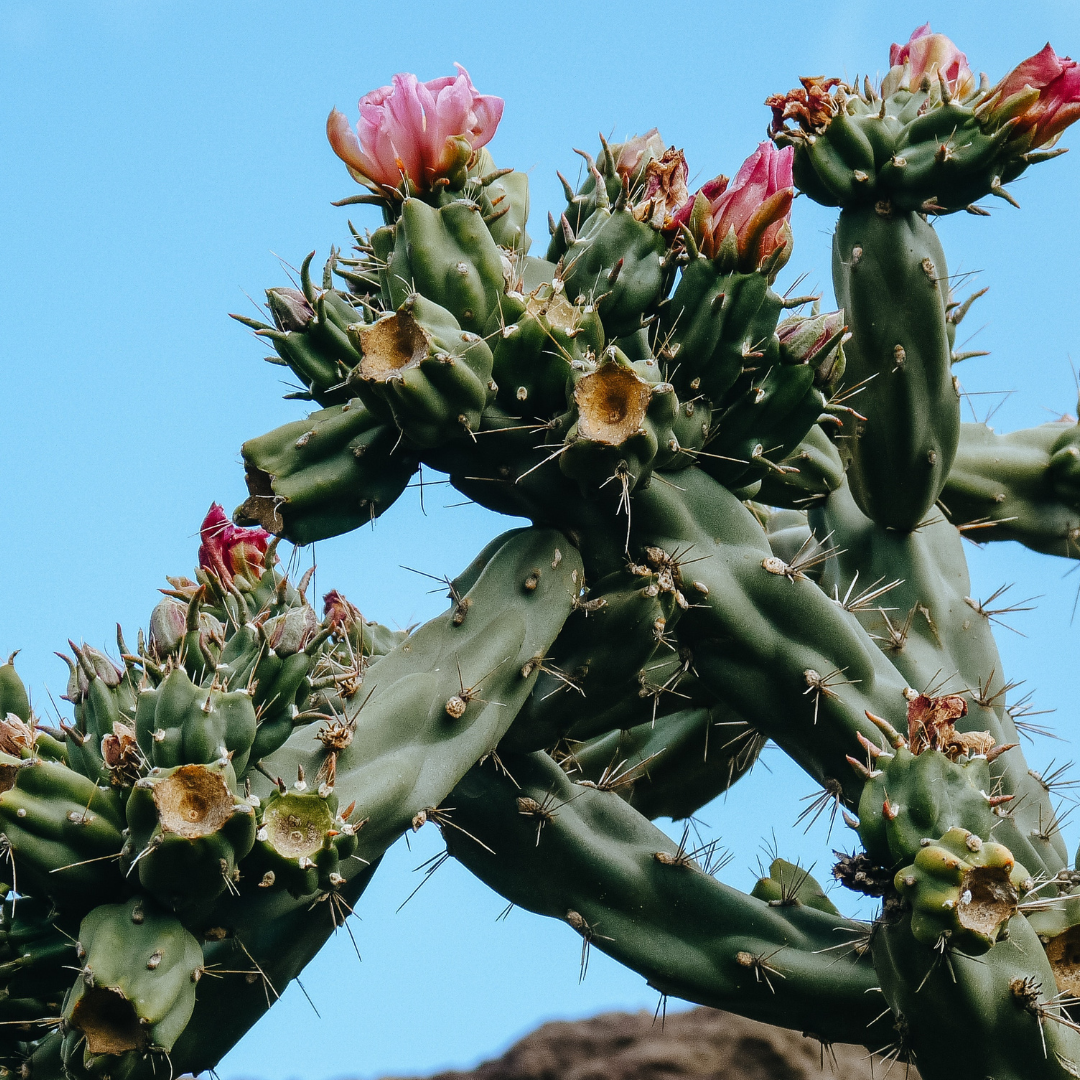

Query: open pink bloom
198;504;271;587
670;142;794;271
887;24;976;98
987;44;1080;148
327;64;503;193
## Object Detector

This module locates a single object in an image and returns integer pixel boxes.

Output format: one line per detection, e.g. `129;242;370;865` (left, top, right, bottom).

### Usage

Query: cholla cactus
5;26;1080;1080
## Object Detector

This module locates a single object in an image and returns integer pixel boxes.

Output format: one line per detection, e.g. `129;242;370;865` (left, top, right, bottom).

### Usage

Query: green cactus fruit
61;642;139;786
124;761;256;916
247;788;357;897
568;702;764;821
133;668;256;777
61;895;202;1071
236;399;419;544
556;348;678;496
660;260;783;404
500;559;683;753
856;741;998;868
894;827;1029;954
229;253;365;408
770;76;1032;214
545;133;666;262
0;755;126;911
346;294;494;447
0;655;30;724
751;859;840;915
559;203;669;339
831;206;957;531
942;420;1080;559
487;287;604;421
383;198;507;334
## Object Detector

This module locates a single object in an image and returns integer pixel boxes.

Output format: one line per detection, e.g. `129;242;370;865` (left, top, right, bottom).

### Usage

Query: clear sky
3;2;1080;1077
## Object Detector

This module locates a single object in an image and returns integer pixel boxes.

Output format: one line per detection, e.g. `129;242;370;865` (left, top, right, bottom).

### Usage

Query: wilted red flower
984;43;1080;149
885;24;976;98
766;76;841;136
198;504;270;588
670;142;794;272
327;65;503;193
632;147;689;229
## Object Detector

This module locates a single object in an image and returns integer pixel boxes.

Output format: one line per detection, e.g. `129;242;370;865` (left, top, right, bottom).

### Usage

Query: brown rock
383;1006;916;1080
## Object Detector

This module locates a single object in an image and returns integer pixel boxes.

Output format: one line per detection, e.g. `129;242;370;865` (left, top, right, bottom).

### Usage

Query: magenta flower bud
327;65;503;194
882;24;976;98
984;44;1080;150
266;288;315;333
777;310;849;385
671;142;794;273
198;504;271;589
323;589;362;636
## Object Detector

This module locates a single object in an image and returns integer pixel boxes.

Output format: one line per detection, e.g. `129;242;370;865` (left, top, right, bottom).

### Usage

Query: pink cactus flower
986;44;1080;149
887;24;976;98
327;65;503;193
671;142;794;272
198;504;271;587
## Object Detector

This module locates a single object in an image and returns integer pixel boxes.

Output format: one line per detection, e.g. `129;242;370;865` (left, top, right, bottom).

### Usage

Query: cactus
5;29;1080;1080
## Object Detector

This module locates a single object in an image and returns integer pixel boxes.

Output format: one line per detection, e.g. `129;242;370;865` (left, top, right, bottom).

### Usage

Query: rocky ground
383;1006;916;1080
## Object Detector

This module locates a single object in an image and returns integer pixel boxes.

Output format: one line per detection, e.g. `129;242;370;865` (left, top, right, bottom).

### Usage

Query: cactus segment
61;896;202;1067
236;399;419;543
259;528;583;870
942;420;1080;559
0;756;126;911
566;702;764;821
751;859;839;915
873;910;1080;1080
832;207;957;530
445;750;889;1046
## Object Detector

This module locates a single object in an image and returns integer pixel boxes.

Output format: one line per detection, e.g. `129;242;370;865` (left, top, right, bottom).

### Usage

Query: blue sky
3;2;1080;1077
